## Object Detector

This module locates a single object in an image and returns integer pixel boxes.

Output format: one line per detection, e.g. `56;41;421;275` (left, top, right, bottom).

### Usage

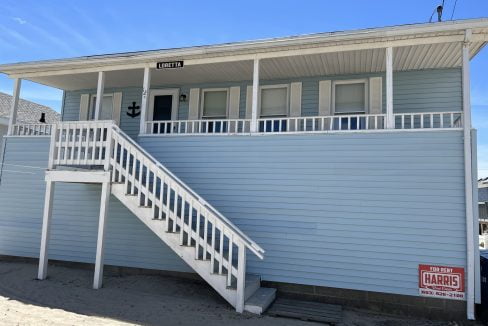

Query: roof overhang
1;19;487;90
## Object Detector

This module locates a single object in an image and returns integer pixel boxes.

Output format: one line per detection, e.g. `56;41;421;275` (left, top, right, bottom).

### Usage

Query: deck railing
146;119;252;135
146;114;386;135
48;121;112;167
11;123;54;136
10;112;464;140
393;111;463;129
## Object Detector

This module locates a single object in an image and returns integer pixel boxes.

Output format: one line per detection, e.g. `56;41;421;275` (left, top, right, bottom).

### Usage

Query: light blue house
0;19;486;320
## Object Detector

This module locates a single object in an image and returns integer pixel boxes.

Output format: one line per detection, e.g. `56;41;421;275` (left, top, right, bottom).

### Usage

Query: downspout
462;29;475;320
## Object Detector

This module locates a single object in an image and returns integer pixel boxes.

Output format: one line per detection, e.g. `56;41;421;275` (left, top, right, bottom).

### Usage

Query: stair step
244;287;276;315
226;274;261;301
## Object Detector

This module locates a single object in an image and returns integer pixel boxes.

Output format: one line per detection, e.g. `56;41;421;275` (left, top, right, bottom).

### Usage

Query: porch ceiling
22;41;486;91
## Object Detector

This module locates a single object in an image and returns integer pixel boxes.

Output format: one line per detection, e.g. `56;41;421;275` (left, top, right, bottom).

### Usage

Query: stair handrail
110;123;265;259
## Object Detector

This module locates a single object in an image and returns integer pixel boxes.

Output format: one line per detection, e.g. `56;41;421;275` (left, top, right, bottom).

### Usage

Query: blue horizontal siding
0;137;190;272
0;130;467;298
137;130;466;296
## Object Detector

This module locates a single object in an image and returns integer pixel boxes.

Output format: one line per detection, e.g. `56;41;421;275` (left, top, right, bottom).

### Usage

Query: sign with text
418;264;465;300
156;61;184;69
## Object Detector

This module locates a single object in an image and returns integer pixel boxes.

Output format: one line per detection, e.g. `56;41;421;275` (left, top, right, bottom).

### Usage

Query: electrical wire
451;0;458;20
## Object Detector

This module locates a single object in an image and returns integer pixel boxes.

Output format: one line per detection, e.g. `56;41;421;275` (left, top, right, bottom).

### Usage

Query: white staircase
44;121;276;313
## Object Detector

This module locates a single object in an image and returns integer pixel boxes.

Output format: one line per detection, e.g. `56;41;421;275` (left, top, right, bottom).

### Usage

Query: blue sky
0;0;488;174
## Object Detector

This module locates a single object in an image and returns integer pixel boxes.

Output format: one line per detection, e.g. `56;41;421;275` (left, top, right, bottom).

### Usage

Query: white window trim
148;88;179;121
200;88;229;119
89;93;114;120
332;79;369;115
258;84;290;118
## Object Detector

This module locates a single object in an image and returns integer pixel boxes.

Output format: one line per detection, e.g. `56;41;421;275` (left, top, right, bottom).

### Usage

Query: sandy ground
0;259;479;326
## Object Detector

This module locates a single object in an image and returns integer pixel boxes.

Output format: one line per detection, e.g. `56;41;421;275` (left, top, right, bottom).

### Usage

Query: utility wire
451;0;458;20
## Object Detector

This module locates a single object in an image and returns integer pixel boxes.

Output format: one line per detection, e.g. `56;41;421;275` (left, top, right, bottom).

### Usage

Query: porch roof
1;18;488;90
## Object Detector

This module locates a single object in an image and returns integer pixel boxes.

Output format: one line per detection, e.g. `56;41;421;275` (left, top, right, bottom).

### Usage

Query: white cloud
12;17;26;25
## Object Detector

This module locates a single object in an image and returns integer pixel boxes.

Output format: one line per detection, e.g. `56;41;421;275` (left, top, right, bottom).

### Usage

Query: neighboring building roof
0;92;60;124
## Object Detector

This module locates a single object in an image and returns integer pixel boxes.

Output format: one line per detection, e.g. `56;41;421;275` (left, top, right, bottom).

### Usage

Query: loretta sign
418;264;465;300
156;61;184;69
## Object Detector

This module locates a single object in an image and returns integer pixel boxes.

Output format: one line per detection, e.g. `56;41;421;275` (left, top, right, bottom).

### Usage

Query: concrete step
244;287;276;314
227;274;261;301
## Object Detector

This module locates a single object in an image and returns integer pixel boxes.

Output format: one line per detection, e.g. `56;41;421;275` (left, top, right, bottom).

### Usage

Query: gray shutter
228;86;240;119
289;82;302;117
369;77;382;114
318;80;332;116
188;88;200;120
245;85;253;119
112;92;123;126
79;94;90;120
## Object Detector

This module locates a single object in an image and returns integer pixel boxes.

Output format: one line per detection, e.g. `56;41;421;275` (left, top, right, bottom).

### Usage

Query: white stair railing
47;120;265;312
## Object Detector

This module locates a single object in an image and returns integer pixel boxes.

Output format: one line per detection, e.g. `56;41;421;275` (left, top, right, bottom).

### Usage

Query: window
89;95;113;120
260;86;288;118
201;89;228;119
333;81;367;114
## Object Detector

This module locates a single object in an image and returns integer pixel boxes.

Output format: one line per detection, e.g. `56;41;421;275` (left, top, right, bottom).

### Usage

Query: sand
0;259;476;325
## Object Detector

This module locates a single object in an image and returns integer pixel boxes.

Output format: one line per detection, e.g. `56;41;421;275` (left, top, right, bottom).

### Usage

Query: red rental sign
418;264;465;300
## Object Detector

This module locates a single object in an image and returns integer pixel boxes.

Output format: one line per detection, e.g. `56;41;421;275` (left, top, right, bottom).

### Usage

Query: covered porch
3;22;486;138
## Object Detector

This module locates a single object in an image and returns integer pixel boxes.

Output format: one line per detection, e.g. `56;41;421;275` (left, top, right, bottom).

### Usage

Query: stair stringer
111;183;238;307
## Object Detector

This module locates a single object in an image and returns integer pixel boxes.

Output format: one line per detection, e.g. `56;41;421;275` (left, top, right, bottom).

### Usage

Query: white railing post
250;57;260;133
94;72;105;120
385;47;394;129
235;241;246;313
140;66;151;135
47;124;58;169
462;29;475;321
7;78;21;136
104;125;113;171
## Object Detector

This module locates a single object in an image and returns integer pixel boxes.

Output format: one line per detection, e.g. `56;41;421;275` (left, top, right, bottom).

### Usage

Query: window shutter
188;88;200;120
369;77;382;114
245;85;253;119
289;82;302;117
79;94;89;120
228;86;240;119
112;92;122;126
318;80;332;116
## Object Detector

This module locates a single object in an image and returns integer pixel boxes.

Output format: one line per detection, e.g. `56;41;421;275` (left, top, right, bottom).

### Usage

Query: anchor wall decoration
127;102;140;118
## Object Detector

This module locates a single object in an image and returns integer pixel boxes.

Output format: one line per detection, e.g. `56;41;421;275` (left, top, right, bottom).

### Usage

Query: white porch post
94;71;106;120
93;180;111;289
139;66;151;135
37;180;55;280
385;47;394;129
250;57;260;133
462;29;475;320
7;78;21;135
